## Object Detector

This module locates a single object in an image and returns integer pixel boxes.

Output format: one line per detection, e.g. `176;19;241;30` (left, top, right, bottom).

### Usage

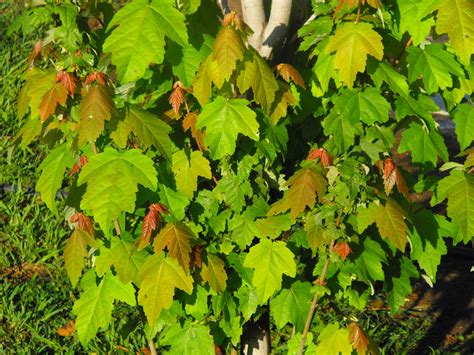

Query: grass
0;1;471;354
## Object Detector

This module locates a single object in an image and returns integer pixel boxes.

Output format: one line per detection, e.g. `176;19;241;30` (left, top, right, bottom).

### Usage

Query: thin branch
298;241;335;355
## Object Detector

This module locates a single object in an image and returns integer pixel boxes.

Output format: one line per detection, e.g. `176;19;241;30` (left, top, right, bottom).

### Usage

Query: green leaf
103;0;188;83
64;229;88;287
228;208;262;249
352;237;387;282
325;22;384;87
383;256;418;312
36;145;75;210
357;200;408;251
333;88;391;125
211;25;245;88
270;281;311;332
78;148;157;232
397;0;435;45
201;254;228;292
235;284;259;321
395;94;439;122
435;0;474;64
237;50;279;112
185;285;209;320
172;150;212;198
453;104;474;150
410;211;448;281
269;81;297;124
323;109;357;154
95;238;148;285
119;106;174;160
196;96;259;159
154;221;193;273
407;44;464;94
244;238;296;304
161;321;215;354
214;171;253;213
255;214;292;239
157;185;190;220
73;271;136;344
398;122;448;166
138;253;193;326
22;69;56;119
53;4;82;51
315;322;353;355
367;59;410;97
78;85;115;147
168;44;205;88
433;170;474;243
286;168;327;219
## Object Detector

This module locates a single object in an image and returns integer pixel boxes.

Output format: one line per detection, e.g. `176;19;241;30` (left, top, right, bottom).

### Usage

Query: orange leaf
27;40;42;67
183;112;205;151
334;0;358;16
138;203;169;250
332;242;352;260
169;82;186;114
307;148;333;167
39;83;68;121
57;320;75;337
276;63;306;88
383;159;410;200
348;322;369;354
56;71;77;97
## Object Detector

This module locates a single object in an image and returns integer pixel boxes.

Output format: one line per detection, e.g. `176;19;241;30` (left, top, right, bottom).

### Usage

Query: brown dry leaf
57;320;75;337
276;63;306;88
191;245;203;269
348;322;369;354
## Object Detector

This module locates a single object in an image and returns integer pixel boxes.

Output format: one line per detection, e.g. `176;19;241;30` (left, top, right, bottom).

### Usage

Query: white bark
260;0;292;59
240;0;293;60
241;0;266;50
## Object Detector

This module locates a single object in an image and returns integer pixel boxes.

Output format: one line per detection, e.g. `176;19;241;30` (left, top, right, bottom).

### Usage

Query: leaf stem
297;241;335;355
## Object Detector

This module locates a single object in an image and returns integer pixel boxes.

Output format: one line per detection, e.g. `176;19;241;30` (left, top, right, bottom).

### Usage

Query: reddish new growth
307;147;333;167
56;71;77;97
70;211;94;237
138;203;170;249
70;155;89;177
332;242;352;261
190;245;203;270
169;81;186;114
381;158;409;199
27;41;42;67
84;71;107;86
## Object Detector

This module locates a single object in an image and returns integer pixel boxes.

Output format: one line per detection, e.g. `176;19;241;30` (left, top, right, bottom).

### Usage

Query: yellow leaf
212;26;245;88
138;254;193;326
201;254;227;292
192;55;219;105
325;22;384;87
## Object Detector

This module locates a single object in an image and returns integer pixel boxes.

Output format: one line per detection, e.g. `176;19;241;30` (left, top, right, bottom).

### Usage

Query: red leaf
138;203;170;250
333;242;352;260
276;63;306;88
27;41;42;67
307;148;333;167
348;322;369;354
57;320;75;337
39;83;68;121
84;71;107;86
56;71;77;97
70;212;94;237
169;82;186;114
